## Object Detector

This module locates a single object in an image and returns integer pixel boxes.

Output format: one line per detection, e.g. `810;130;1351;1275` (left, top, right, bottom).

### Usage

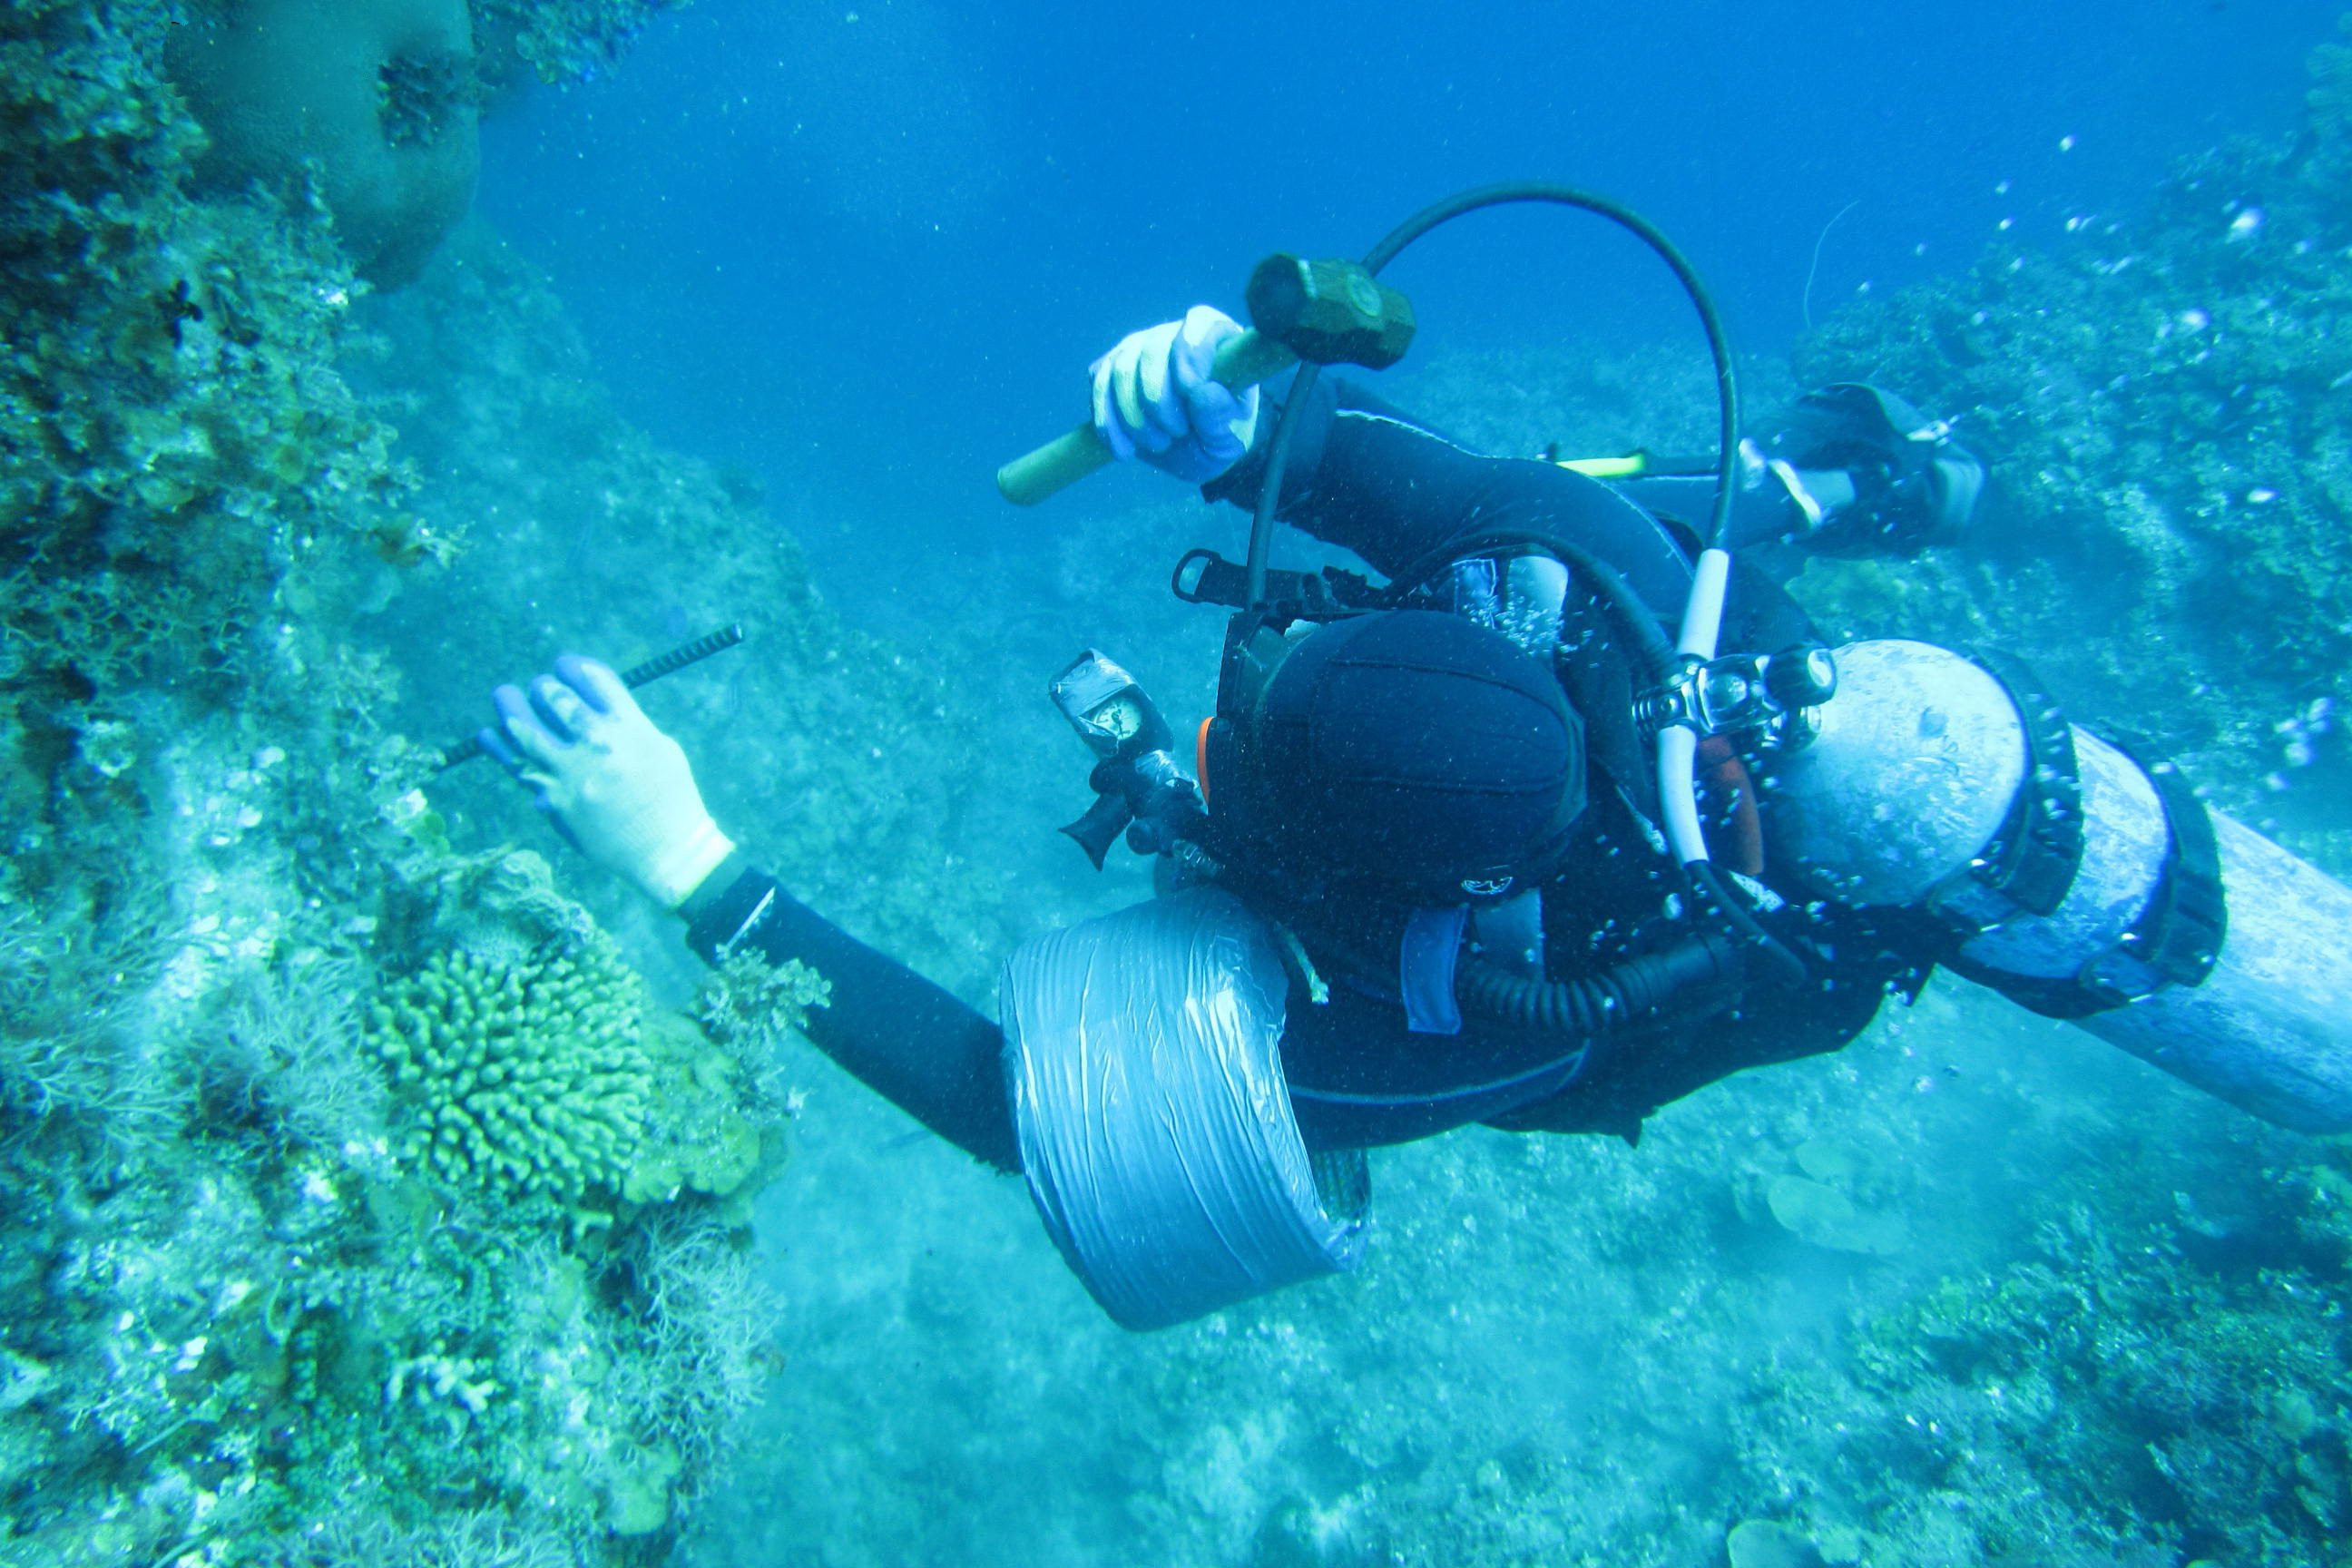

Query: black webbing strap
1961;731;2227;1019
2123;739;2229;985
1171;548;1376;619
1925;650;2084;931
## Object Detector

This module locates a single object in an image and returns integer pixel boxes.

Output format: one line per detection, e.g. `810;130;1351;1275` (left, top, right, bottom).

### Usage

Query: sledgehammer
995;254;1416;506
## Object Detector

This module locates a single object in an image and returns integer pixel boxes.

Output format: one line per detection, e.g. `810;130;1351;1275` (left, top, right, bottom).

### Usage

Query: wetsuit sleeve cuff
680;853;778;962
1200;371;1340;514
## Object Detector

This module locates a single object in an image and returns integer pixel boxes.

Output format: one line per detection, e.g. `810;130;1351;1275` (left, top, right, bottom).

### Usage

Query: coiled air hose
1455;933;1742;1054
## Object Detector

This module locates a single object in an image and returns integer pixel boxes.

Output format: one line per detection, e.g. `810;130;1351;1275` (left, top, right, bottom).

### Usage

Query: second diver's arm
1200;373;1701;612
1197;373;1980;574
483;655;1022;1174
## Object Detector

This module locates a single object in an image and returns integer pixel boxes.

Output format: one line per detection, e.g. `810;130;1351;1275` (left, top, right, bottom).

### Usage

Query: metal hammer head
1245;254;1416;369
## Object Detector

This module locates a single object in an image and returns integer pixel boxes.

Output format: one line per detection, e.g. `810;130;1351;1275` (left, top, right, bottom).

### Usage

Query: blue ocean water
477;0;2337;595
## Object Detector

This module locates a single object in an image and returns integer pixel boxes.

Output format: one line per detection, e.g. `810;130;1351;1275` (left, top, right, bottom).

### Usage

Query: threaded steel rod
436;623;746;769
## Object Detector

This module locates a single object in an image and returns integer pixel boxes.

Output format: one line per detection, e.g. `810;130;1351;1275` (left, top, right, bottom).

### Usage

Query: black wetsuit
683;379;1928;1172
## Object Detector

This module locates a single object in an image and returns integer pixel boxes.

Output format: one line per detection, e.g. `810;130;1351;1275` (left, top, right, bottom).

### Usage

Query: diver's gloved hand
1090;305;1261;484
479;654;735;909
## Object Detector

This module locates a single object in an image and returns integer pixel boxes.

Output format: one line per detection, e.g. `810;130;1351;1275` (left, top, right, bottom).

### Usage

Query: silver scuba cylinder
1759;639;2352;1133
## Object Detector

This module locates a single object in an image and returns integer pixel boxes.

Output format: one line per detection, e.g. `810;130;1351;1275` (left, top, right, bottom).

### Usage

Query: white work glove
1090;305;1260;484
480;654;735;909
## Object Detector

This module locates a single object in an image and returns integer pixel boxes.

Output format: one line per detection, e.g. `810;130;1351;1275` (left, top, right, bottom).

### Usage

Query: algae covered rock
166;0;482;286
1764;1173;1907;1257
1727;1519;1826;1568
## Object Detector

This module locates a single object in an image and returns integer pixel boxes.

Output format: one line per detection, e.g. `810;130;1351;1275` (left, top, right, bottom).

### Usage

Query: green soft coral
367;941;651;1199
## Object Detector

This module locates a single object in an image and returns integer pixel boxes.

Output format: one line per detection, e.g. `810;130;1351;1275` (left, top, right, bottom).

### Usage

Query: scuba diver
482;301;2352;1332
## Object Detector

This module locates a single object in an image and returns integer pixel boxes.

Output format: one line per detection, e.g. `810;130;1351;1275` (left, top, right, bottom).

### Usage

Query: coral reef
157;0;692;289
0;5;820;1562
165;0;483;288
368;941;651;1200
1787;17;2352;860
0;846;810;1565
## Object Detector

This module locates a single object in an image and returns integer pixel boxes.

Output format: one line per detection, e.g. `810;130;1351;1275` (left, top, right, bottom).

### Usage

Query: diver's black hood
1206;610;1586;902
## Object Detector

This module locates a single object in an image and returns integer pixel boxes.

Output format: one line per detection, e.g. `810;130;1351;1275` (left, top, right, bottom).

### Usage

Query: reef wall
0;5;877;1563
1788;18;2352;867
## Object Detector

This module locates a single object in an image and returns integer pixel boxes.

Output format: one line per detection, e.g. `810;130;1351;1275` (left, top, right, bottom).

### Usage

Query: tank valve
1638;642;1837;751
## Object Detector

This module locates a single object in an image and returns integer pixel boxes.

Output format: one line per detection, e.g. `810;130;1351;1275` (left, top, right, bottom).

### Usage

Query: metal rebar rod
436;623;746;770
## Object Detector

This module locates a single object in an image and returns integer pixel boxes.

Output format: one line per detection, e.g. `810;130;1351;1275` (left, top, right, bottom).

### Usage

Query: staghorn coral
367;941;652;1200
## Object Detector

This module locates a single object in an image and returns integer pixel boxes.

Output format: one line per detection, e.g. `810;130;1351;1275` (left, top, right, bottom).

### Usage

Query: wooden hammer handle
995;329;1298;506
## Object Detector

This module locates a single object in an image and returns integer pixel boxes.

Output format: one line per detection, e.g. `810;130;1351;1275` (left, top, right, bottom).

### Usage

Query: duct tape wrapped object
1002;887;1366;1330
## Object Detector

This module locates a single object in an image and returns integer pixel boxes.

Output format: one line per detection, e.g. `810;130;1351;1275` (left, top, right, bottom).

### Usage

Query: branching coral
1;874;802;1564
367;942;651;1200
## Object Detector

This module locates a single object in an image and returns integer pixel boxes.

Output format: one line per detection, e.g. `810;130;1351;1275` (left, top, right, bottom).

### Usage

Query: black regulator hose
1455;933;1742;1048
1243;181;1742;610
1299;911;1741;1064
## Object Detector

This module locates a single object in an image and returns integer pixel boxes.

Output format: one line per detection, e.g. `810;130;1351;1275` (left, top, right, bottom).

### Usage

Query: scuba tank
1762;639;2352;1133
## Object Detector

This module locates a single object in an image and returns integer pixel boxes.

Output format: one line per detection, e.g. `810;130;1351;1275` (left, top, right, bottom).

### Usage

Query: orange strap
1195;716;1216;806
1695;734;1765;877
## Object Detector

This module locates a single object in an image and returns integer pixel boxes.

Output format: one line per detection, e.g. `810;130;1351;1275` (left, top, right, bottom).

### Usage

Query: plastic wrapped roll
1002;887;1365;1330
